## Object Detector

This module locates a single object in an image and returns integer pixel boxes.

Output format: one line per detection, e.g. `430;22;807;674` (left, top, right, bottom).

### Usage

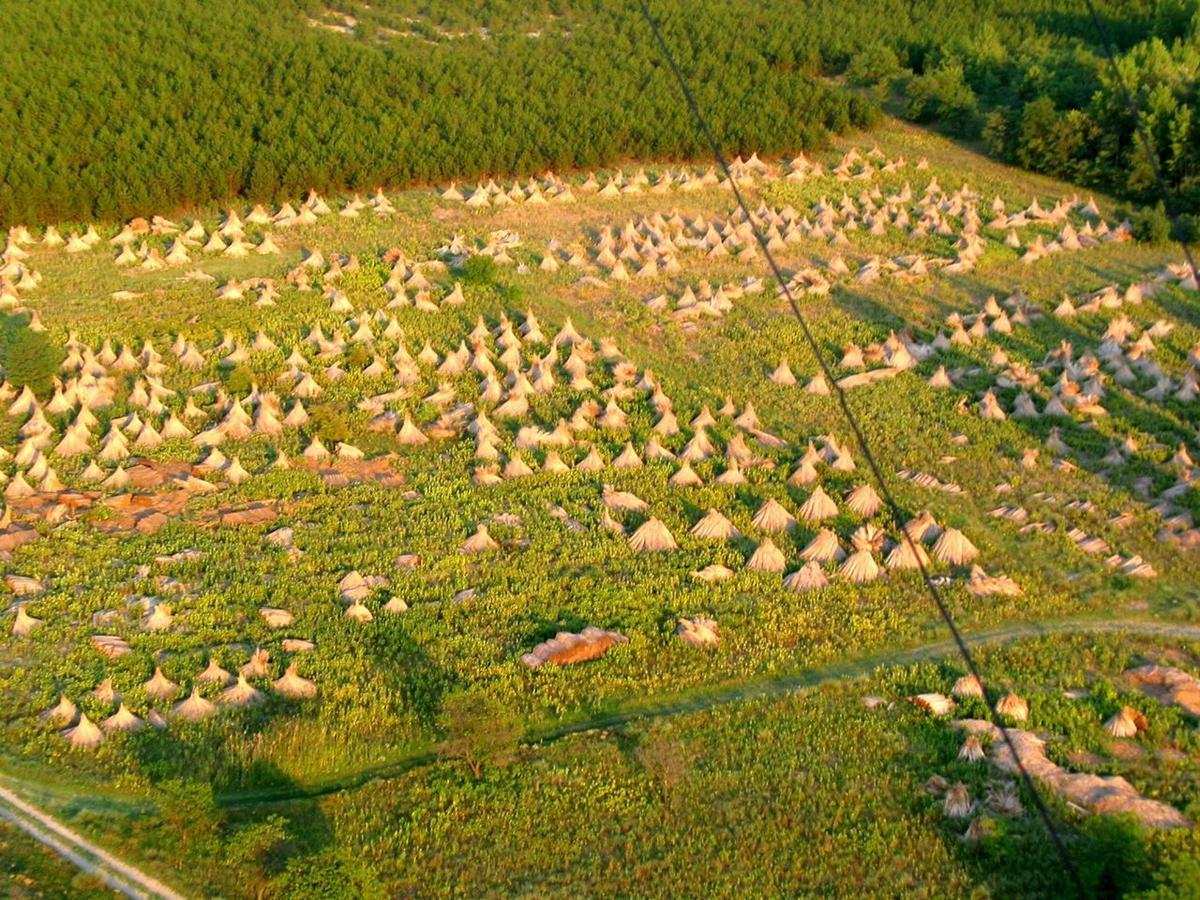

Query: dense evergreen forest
0;0;1196;225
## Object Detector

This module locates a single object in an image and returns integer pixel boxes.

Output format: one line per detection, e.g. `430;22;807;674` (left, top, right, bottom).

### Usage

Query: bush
224;364;255;396
904;61;980;137
438;688;520;779
1132;203;1173;245
1172;212;1200;245
461;255;498;287
4;328;64;397
846;44;903;88
307;403;352;443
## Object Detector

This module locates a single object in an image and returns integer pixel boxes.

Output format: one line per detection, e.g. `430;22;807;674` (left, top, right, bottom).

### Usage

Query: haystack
800;528;845;562
628;517;677;552
690;508;738;541
691;563;734;583
944;783;973;818
996;693;1029;722
174;687;217;721
63;714;104;748
958;734;986;762
461;524;499;553
797;486;839;521
274;663;317;699
197;658;233;686
1104;706;1147;738
845;484;882;517
676;617;719;647
41;695;77;725
751;497;795;532
669;461;703;487
522;626;627;667
603;484;648;512
885;537;930;570
102;704;144;733
783;561;828;591
143;667;179;701
910;693;956;715
932;528;979;565
12;603;42;636
952;674;984;698
220;675;264;707
840;546;880;583
747;538;787;572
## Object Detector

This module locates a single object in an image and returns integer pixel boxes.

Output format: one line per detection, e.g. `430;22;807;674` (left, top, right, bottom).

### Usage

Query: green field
0;111;1198;895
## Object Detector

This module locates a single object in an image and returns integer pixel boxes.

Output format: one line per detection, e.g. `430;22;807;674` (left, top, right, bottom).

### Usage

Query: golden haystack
628;517;678;552
220;674;264;707
143;667;179;701
996;693;1029;722
691;564;734;583
747;538;787;572
275;663;318;699
461;524;500;553
797;486;839;521
173;687;217;722
944;783;973;818
845;484;883;517
676;617;719;647
102;704;144;733
958;734;986;762
952;674;984;698
910;693;956;715
63;714;104;748
690;508;739;541
751;497;795;532
1104;706;1147;738
932;528;979;565
840;548;880;583
800;528;845;563
783;561;828;592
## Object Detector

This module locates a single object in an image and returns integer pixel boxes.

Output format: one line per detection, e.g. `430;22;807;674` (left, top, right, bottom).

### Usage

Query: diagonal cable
635;1;1086;893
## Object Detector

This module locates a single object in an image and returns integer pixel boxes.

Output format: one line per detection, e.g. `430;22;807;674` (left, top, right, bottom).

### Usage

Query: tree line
0;0;1194;226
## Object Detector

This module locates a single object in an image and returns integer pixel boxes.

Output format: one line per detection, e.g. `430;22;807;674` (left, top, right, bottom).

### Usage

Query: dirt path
0;783;184;899
220;615;1200;806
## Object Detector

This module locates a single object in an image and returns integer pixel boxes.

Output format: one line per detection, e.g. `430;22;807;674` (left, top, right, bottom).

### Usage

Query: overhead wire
634;1;1093;892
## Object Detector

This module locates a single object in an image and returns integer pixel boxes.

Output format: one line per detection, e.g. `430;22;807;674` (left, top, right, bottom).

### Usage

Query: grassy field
0;115;1198;895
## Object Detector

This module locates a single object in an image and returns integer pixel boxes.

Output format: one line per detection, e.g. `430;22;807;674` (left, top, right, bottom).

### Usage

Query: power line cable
634;1;1086;893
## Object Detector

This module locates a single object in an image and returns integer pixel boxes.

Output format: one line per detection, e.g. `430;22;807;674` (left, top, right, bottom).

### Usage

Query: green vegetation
0;116;1197;895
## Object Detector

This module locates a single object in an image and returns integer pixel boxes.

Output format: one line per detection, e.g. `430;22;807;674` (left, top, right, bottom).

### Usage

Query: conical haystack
461;524;499;553
783;561;828;592
274;663;318;699
932;528;979;565
746;538;787;572
103;704;144;732
996;693;1029;722
797;486;839;521
63;714;104;748
690;508;739;541
752;497;795;532
628;517;677;552
1104;706;1147;738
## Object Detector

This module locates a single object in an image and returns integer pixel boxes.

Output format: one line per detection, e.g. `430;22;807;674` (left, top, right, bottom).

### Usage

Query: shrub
1132;203;1172;245
307;403;352;443
224;364;255;396
904;61;979;137
438;689;520;779
4;328;64;397
461;255;498;287
846;44;903;88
